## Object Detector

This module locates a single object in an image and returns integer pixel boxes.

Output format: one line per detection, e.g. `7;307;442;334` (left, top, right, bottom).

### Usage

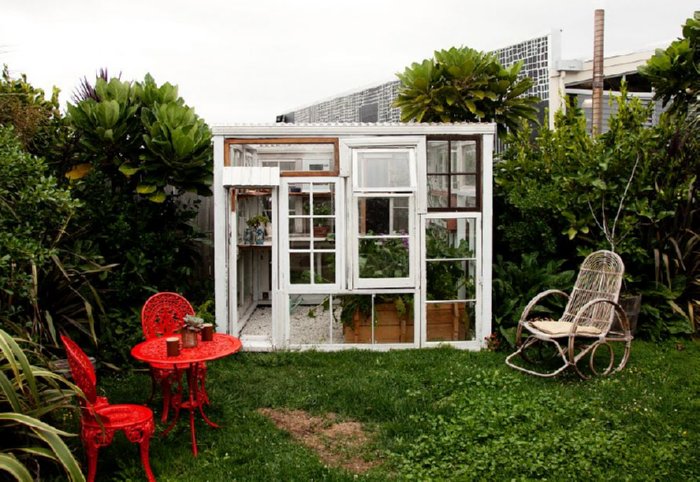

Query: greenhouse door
420;213;482;349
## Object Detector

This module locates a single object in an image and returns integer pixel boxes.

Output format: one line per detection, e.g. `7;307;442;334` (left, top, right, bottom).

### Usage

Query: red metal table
131;333;242;456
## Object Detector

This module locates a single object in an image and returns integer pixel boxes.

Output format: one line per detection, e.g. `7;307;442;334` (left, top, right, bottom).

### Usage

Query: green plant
183;314;204;332
492;253;575;347
425;224;474;300
638;11;700;117
358;237;409;279
0;65;64;160
497;88;699;338
0;329;84;482
246;214;270;228
0;125;111;348
66;73;213;202
394;46;539;134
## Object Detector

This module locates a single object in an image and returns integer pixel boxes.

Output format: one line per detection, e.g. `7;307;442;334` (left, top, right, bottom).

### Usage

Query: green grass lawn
86;340;700;481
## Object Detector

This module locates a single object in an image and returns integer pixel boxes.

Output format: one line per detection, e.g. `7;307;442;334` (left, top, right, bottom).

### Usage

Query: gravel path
240;305;345;344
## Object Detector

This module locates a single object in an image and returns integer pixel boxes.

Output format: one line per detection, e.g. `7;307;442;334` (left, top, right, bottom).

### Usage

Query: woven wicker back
561;250;624;330
61;334;98;405
141;292;195;340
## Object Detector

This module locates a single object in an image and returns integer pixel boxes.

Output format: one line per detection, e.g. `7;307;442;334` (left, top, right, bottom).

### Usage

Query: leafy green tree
67;74;212;202
394;47;539;134
0;65;72;164
638;11;700;116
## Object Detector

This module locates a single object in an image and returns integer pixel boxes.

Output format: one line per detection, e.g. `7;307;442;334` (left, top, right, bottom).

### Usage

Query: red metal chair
141;292;208;422
61;335;156;482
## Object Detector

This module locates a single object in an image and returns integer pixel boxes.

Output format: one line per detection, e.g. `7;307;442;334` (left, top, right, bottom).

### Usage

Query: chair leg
139;436;156;482
85;443;99;482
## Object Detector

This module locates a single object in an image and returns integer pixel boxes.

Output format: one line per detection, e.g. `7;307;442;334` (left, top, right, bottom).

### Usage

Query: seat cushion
530;320;602;337
85;404;154;429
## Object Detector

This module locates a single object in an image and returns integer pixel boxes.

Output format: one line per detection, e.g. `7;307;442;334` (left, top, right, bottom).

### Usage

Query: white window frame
420;212;483;350
352;193;415;289
280;177;344;293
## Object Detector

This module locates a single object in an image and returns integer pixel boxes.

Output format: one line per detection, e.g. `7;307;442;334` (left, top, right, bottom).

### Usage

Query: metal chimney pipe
592;9;605;135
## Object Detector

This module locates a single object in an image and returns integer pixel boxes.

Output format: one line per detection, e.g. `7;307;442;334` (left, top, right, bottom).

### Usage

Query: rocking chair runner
61;335;156;482
141;292;208;423
505;250;633;379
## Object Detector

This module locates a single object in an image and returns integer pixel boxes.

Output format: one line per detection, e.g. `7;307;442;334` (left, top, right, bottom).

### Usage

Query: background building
278;31;662;134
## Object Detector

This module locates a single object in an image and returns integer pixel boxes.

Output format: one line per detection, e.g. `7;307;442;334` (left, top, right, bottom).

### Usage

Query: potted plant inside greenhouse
246;214;270;245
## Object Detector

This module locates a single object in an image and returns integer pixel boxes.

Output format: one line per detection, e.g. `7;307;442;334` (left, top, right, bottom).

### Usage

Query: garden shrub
0;125;109;349
496;90;699;338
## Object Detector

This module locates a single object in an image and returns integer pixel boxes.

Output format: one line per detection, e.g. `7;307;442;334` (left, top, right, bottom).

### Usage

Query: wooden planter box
343;303;414;343
426;303;469;342
342;302;470;343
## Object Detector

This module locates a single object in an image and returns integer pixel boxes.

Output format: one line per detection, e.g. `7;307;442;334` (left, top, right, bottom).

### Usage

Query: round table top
131;333;242;365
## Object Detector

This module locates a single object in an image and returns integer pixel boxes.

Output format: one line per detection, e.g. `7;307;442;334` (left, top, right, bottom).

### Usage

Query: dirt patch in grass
258;408;379;474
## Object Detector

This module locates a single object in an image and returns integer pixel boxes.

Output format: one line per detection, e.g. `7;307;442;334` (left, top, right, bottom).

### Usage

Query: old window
426;136;480;211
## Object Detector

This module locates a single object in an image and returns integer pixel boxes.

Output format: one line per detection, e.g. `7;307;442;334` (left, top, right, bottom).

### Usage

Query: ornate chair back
61;334;98;406
561;250;625;332
141;292;195;340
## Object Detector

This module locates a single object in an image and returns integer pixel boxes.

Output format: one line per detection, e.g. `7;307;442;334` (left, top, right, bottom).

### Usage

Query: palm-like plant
0;329;84;481
394;46;539;134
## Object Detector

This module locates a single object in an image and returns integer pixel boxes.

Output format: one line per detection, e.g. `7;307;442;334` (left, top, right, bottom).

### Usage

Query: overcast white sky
2;0;696;124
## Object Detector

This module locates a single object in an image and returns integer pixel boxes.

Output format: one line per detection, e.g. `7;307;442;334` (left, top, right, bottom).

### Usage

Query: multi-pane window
426;137;480;210
424;217;478;342
352;148;416;288
285;181;339;289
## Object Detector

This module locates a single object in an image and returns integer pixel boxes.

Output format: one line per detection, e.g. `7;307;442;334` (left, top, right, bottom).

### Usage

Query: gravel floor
240;305;345;345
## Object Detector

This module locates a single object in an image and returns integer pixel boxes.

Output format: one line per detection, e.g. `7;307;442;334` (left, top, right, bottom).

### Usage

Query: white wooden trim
213;123;497;138
481;134;494;348
212;136;229;334
222;166;280;187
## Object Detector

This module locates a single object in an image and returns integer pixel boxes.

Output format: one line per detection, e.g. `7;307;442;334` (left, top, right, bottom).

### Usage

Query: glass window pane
312;218;335;240
393;201;409;234
427;301;475;342
427;175;449;208
288;185;310;214
356;150;412;188
359;238;409;278
290;253;311;284
426;219;476;259
427;141;449;173
288;218;311;239
318;253;336;283
426;260;476;300
339;294;413;344
288;294;340;345
451;140;477;173
233;143;335;172
452;175;477;208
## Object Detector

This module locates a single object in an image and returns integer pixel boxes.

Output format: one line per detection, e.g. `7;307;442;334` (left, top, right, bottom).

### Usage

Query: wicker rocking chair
505;250;633;379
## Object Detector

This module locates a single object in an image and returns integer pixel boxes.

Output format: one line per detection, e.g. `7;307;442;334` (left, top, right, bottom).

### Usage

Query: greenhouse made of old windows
213;123;495;351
